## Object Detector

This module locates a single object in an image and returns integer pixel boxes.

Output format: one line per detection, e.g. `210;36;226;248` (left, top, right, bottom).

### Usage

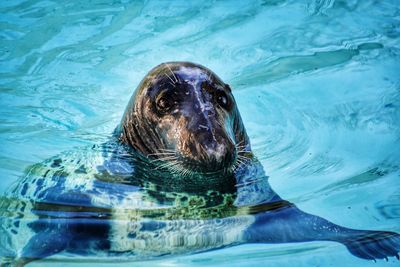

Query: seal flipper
15;191;111;265
245;205;400;261
15;226;71;266
14;191;80;265
342;231;400;260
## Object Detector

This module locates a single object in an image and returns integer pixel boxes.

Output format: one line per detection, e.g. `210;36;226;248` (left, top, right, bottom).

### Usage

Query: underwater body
1;0;400;266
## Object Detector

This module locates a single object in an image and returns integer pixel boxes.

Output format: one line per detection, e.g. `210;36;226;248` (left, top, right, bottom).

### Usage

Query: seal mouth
162;160;236;177
149;146;252;177
181;158;236;175
151;156;235;176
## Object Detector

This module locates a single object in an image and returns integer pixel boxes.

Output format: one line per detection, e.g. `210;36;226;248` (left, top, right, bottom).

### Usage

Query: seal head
118;62;250;175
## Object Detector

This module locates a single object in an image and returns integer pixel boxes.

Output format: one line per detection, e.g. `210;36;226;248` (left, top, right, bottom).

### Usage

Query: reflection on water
1;0;400;266
0;142;286;263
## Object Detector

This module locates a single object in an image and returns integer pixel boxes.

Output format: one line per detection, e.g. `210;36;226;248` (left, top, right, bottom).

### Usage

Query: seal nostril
201;141;236;171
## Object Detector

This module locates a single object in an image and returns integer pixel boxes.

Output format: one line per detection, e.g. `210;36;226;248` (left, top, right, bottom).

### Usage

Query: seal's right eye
156;96;173;114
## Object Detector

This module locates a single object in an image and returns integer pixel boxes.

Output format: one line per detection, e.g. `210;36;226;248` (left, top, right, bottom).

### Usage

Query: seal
118;62;250;174
1;62;399;266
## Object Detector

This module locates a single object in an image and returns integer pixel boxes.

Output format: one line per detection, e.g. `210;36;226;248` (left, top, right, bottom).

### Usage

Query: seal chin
181;163;234;175
176;153;239;176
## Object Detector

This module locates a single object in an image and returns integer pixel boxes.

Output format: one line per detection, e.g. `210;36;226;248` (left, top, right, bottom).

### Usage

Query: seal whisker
165;64;178;83
173;164;187;177
236;144;247;149
238;155;250;163
151;156;178;163
148;152;176;157
215;118;224;128
231;162;239;172
157;148;178;153
235;141;248;152
160;155;178;160
164;72;176;84
237;158;246;163
237;155;251;163
216;116;226;127
185;168;195;178
159;160;181;171
154;160;175;170
236;158;244;167
156;151;176;154
237;157;247;167
150;153;177;158
178;167;187;176
180;168;188;178
237;149;250;155
235;140;245;148
155;163;175;171
161;160;180;167
150;150;178;157
231;157;241;172
167;165;180;174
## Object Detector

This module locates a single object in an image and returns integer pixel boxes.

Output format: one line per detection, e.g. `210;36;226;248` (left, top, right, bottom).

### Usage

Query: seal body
1;62;399;265
0;143;260;261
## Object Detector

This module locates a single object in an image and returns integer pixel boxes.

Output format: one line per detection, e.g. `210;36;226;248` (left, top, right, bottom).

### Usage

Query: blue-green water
1;0;400;266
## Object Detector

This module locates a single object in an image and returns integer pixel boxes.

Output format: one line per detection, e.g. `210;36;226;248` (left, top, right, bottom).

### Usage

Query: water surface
1;0;400;266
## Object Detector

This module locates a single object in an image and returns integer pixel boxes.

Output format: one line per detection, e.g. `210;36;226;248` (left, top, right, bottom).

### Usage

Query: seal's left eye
215;90;231;110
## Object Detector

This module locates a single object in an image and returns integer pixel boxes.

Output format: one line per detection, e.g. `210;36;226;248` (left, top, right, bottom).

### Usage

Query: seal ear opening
225;84;232;92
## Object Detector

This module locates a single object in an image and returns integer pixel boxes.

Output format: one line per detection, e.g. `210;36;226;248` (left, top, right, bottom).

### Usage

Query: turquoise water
1;0;400;266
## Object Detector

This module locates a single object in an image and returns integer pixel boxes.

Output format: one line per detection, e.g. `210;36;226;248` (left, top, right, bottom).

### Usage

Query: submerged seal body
1;62;399;266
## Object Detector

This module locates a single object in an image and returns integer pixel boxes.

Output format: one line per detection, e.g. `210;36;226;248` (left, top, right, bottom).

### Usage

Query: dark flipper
13;191;111;266
342;231;400;260
245;205;400;261
14;227;71;266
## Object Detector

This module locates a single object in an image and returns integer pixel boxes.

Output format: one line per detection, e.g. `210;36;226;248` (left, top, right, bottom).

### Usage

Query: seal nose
198;134;236;172
207;145;234;171
183;100;236;172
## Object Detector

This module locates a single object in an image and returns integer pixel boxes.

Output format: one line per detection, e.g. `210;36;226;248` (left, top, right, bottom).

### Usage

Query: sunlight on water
0;0;400;266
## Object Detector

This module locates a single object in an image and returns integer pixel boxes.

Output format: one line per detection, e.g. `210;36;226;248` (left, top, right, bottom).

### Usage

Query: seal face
118;62;251;175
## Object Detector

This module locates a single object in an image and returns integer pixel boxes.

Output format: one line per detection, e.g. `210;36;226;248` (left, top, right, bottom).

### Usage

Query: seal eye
215;90;231;110
156;96;172;114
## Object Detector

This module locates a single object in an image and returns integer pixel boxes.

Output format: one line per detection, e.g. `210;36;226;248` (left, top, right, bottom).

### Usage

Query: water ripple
1;0;400;265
